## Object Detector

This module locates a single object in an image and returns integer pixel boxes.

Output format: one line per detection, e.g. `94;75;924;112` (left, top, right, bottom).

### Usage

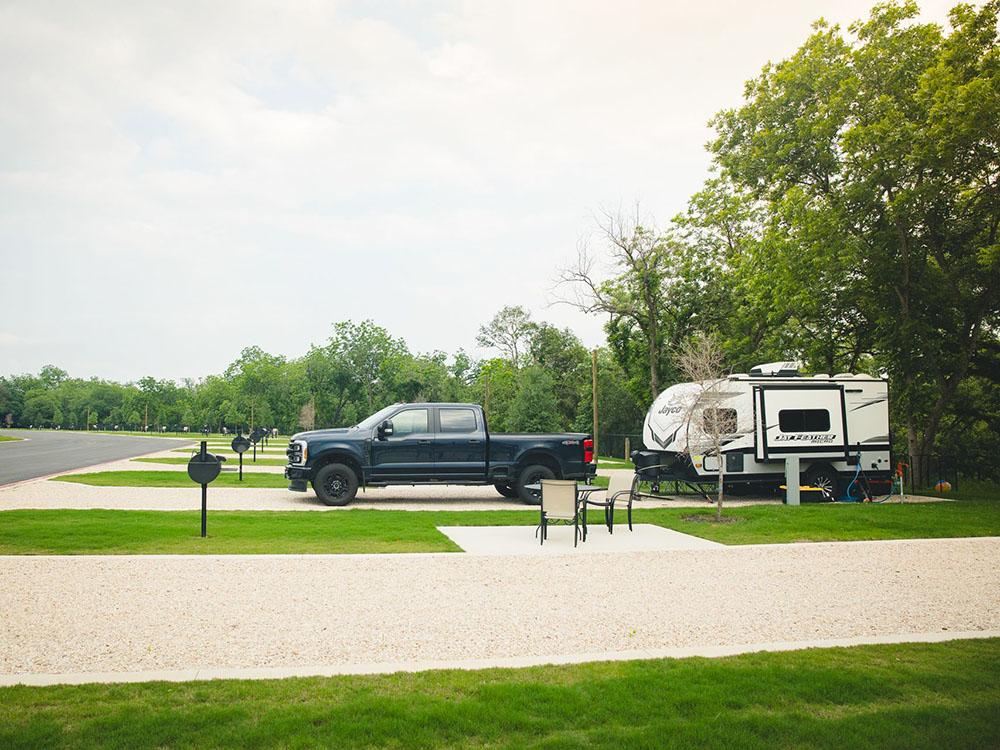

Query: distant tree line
0;312;644;440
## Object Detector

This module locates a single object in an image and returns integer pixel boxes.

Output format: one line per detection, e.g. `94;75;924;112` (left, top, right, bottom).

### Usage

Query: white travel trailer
633;362;892;498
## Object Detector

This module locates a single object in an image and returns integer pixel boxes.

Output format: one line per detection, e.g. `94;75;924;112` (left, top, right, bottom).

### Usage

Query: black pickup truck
285;402;596;505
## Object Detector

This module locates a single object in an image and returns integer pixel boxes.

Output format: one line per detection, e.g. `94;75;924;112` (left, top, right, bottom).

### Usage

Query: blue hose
842;453;863;502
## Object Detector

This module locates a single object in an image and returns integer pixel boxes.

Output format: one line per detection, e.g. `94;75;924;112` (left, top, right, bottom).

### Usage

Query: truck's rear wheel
313;463;359;506
516;464;555;505
494;482;519;499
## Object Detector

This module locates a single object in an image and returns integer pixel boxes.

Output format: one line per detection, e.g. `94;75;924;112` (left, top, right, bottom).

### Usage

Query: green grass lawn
52;471;289;489
642;499;1000;544
2;494;998;554
170;447;286;456
0;435;22;442
2;639;997;749
0;509;474;554
918;477;999;502
136;456;288;467
597;455;634;469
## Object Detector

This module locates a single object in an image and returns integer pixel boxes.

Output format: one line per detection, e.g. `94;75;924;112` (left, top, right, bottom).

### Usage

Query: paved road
0;430;193;485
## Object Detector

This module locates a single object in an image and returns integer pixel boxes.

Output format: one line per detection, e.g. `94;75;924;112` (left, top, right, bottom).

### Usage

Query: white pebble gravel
1;537;997;676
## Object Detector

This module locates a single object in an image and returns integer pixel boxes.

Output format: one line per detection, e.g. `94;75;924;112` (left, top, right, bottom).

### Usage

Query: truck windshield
354;405;399;430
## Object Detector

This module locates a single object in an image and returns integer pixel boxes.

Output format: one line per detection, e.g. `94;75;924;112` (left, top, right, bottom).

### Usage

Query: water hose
843;453;864;502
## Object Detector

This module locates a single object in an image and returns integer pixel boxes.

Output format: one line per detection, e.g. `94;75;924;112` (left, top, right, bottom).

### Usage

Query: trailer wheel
804;463;840;501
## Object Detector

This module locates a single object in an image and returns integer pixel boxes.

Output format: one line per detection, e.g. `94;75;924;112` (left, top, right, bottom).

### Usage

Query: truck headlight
287;440;308;465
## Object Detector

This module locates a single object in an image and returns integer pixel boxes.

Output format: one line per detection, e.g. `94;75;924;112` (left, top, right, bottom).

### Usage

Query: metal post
484;374;490;422
785;456;800;506
239;452;243;481
591;349;599;463
201;483;207;537
253;441;256;462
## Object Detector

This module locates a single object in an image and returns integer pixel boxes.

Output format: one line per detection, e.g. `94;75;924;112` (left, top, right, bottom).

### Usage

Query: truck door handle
418;439;432;445
468;439;480;444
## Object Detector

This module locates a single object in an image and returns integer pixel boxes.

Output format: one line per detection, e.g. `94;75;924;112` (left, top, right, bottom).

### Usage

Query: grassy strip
135;457;287;467
597;455;634;468
1;497;998;555
51;471;289;489
2;639;998;749
645;499;1000;544
170;448;286;455
0;510;473;554
0;435;22;442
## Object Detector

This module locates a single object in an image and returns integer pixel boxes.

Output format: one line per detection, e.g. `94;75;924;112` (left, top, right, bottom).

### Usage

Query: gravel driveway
2;537;997;678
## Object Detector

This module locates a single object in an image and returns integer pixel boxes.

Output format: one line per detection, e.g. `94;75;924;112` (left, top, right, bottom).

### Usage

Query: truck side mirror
378;419;394;439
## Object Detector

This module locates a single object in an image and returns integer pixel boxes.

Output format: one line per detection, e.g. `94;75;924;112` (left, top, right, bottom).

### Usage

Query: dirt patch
680;514;745;525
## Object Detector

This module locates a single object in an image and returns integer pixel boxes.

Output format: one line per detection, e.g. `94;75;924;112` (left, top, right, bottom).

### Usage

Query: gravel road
0;478;765;511
2;537;997;677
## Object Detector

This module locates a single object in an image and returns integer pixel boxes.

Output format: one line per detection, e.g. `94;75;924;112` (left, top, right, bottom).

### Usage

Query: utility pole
591;349;599;464
144;403;148;433
484;373;491;422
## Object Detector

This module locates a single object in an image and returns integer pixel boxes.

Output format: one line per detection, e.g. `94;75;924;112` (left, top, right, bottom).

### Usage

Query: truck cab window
391;409;429;437
778;408;830;432
440;408;477;433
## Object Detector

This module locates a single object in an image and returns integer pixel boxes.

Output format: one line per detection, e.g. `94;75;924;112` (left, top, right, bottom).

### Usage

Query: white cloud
0;0;956;381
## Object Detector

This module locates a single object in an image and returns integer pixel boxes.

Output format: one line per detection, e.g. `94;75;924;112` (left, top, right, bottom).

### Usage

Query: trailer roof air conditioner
749;361;801;377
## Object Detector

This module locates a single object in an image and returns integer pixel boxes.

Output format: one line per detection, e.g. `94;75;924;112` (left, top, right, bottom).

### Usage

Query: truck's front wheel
313;463;359;506
516;464;555;505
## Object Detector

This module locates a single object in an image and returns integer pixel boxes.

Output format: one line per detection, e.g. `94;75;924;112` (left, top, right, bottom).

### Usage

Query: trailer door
753;385;849;462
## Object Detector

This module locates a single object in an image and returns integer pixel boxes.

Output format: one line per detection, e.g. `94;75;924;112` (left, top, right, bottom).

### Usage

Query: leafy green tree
507;367;562;432
556;207;682;400
574;348;645;440
527;324;589;428
471;358;518;430
328;320;408;411
708;0;1000;479
476;306;536;368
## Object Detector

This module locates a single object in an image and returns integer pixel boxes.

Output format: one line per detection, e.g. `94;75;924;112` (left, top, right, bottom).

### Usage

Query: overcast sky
1;0;955;383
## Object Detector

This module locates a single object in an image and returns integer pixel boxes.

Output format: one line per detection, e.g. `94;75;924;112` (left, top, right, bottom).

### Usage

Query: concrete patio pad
438;523;724;554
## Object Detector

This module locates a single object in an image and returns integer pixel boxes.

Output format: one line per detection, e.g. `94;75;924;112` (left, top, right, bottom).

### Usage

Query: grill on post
187;440;225;537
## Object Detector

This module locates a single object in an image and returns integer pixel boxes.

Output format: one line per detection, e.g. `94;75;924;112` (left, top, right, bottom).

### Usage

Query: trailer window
703;408;737;434
778;409;830;432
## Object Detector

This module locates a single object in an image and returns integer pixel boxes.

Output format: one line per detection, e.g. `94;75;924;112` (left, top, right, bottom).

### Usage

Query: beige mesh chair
584;472;639;536
537;479;582;547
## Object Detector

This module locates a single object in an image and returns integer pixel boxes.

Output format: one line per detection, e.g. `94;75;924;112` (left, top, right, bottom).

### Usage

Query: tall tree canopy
708;0;1000;475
